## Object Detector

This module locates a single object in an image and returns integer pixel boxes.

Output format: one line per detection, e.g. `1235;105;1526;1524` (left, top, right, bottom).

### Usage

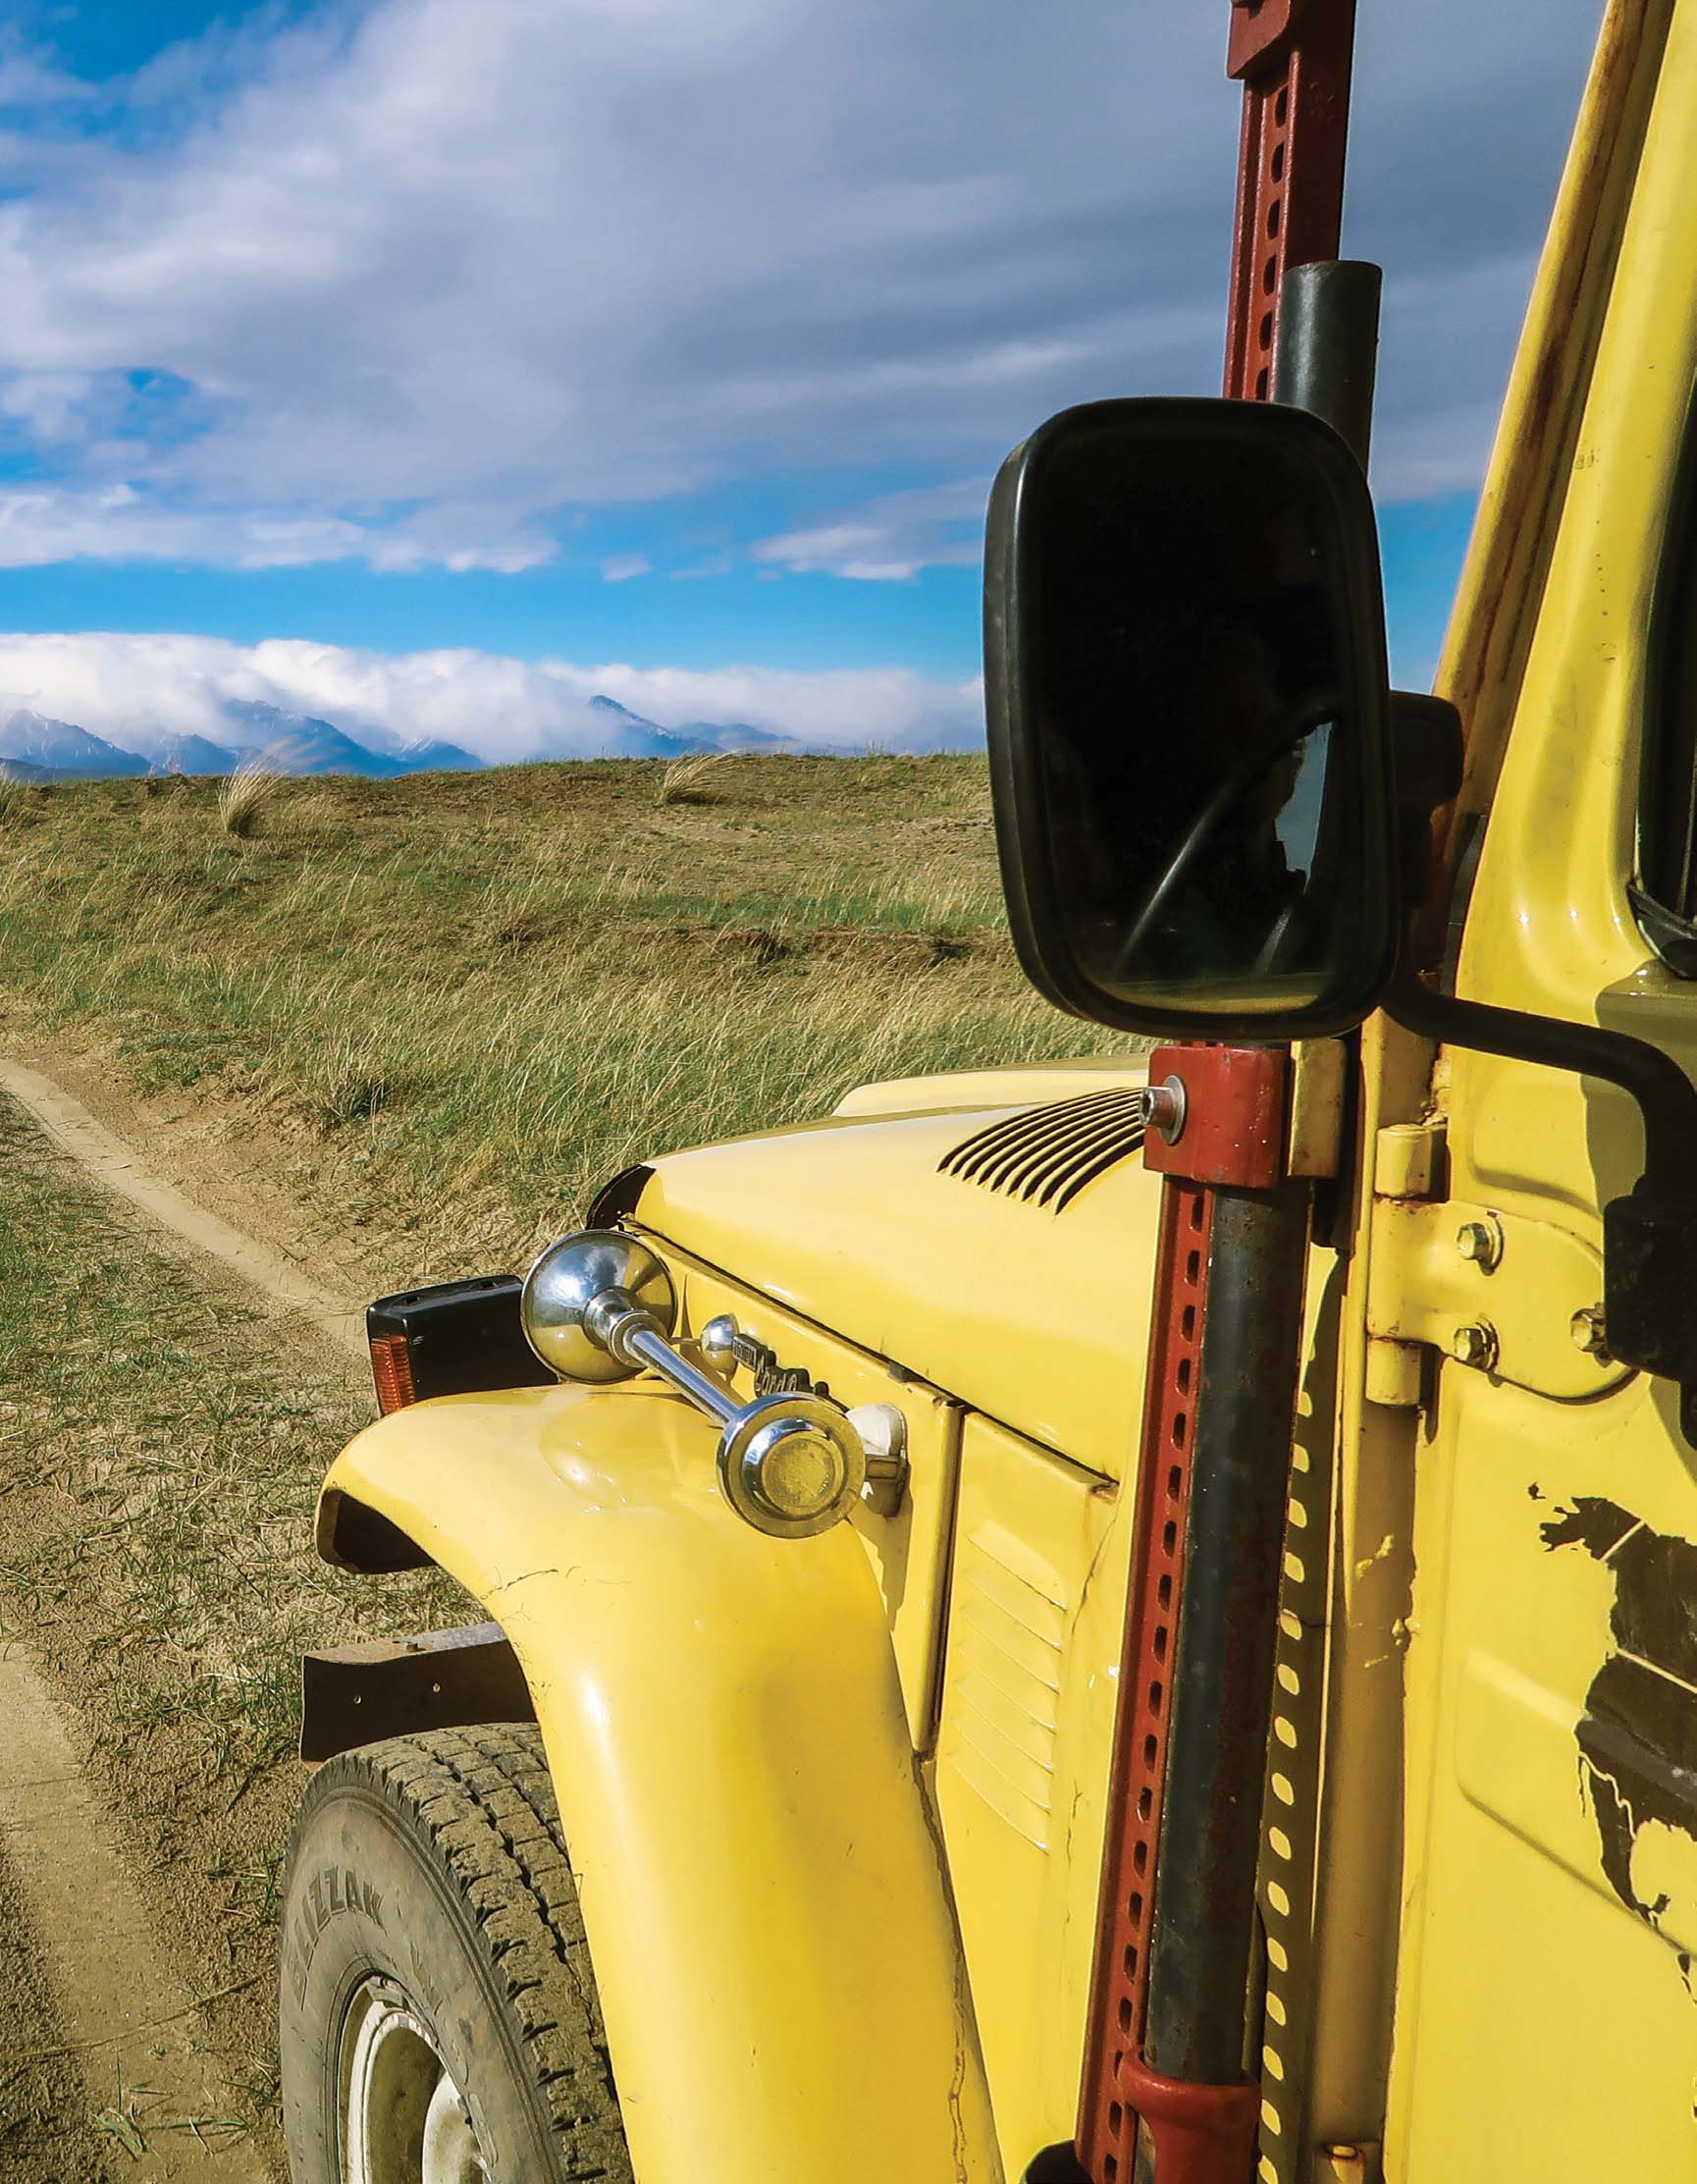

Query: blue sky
0;0;1602;755
7;2;262;80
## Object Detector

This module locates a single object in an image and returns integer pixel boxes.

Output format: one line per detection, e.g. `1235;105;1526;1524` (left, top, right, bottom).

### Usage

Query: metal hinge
1364;1121;1632;1407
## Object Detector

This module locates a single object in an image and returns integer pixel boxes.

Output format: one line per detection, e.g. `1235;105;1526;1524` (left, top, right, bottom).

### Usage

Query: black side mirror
985;397;1400;1040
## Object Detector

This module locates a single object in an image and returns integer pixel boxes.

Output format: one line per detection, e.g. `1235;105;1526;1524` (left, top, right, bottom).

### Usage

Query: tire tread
287;1723;630;2180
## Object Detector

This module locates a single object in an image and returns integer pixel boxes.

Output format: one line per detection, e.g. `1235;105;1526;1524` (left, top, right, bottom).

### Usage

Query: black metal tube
1272;259;1382;469
1141;1181;1310;2083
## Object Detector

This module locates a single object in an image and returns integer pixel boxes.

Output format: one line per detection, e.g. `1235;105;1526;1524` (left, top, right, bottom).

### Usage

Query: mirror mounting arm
1386;970;1697;1439
1386;971;1697;1199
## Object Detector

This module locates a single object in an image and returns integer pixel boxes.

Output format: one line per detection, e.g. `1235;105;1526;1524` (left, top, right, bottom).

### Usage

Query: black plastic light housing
366;1274;555;1412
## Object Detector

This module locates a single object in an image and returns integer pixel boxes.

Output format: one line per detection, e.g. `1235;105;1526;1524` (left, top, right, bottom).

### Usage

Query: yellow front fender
318;1379;1005;2184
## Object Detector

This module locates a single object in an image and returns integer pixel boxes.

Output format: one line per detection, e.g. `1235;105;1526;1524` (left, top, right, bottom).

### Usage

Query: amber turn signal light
369;1332;418;1414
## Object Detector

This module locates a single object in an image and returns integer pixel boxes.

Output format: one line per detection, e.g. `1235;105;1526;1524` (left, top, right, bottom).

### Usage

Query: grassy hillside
0;755;1123;1278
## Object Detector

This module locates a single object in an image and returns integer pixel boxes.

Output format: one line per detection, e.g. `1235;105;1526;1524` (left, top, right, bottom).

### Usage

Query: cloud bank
0;630;983;758
0;0;1605;576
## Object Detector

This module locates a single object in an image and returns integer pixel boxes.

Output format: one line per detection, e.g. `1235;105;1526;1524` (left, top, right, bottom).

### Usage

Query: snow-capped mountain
584;694;697;756
216;700;482;776
391;738;485;773
0;706;148;779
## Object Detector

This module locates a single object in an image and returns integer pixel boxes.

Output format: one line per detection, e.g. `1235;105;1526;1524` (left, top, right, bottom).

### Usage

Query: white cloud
755;478;987;582
600;551;651;582
0;629;984;758
0;49;96;113
0;481;549;569
0;0;1606;571
0;369;99;439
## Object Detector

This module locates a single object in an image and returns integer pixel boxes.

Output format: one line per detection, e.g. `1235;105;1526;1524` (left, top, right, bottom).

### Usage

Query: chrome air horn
521;1230;903;1539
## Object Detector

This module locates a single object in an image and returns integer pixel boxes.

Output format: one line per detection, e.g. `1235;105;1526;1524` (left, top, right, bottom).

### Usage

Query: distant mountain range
583;694;800;758
0;693;799;783
216;700;484;778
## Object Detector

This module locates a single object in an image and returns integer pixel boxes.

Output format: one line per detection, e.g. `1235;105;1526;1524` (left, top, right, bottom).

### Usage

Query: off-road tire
279;1725;632;2182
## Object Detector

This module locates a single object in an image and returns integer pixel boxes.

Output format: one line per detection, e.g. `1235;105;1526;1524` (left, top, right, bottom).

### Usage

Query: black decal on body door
1542;1496;1697;1982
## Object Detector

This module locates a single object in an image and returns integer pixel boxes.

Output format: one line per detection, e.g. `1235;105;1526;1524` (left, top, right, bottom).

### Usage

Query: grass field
0;1098;459;2171
0;755;1121;1281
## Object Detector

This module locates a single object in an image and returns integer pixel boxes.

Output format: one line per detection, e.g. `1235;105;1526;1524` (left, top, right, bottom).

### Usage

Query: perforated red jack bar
1075;1167;1211;2177
1070;12;1358;2181
1224;0;1357;402
1076;1047;1295;2184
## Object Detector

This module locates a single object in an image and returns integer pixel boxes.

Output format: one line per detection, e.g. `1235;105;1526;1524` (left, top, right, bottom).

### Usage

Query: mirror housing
985;397;1400;1040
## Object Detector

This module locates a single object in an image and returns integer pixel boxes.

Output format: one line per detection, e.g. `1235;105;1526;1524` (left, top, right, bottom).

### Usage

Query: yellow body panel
657;1243;967;1743
1379;2;1697;2174
636;1101;1161;1481
624;1138;1156;2166
833;1056;1141;1118
931;1416;1128;2169
319;1383;1005;2184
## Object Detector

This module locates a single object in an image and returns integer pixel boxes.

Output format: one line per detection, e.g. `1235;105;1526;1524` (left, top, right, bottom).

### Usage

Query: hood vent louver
938;1085;1146;1213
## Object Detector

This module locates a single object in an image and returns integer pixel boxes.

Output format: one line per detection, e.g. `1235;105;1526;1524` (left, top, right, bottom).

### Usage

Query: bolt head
1456;1216;1503;1269
1451;1321;1498;1370
1140;1075;1187;1144
1570;1305;1610;1360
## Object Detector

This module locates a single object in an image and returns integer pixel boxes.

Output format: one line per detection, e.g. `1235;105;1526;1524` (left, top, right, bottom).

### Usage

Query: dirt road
0;1644;272;2181
0;1056;453;2178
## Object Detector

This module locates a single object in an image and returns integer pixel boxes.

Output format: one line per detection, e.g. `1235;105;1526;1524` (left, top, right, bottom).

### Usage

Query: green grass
0;1100;460;2164
0;757;1125;1278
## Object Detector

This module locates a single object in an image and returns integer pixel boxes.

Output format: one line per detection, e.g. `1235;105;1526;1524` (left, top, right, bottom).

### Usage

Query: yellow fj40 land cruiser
276;3;1697;2179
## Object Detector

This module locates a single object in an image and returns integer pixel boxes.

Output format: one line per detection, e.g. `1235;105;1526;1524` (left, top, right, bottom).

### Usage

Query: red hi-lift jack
1063;7;1362;2184
1225;0;1358;404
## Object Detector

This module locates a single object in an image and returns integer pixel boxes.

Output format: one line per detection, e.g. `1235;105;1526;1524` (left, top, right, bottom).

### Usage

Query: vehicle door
1381;10;1697;2174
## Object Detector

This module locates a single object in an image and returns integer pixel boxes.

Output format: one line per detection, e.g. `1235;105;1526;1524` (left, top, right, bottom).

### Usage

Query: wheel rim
341;1977;490;2184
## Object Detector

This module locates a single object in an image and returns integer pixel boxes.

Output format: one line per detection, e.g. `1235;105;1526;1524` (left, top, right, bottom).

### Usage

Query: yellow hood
635;1062;1157;1481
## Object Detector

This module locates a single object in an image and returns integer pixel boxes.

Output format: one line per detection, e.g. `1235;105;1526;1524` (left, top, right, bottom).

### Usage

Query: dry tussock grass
217;758;277;840
656;749;736;806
